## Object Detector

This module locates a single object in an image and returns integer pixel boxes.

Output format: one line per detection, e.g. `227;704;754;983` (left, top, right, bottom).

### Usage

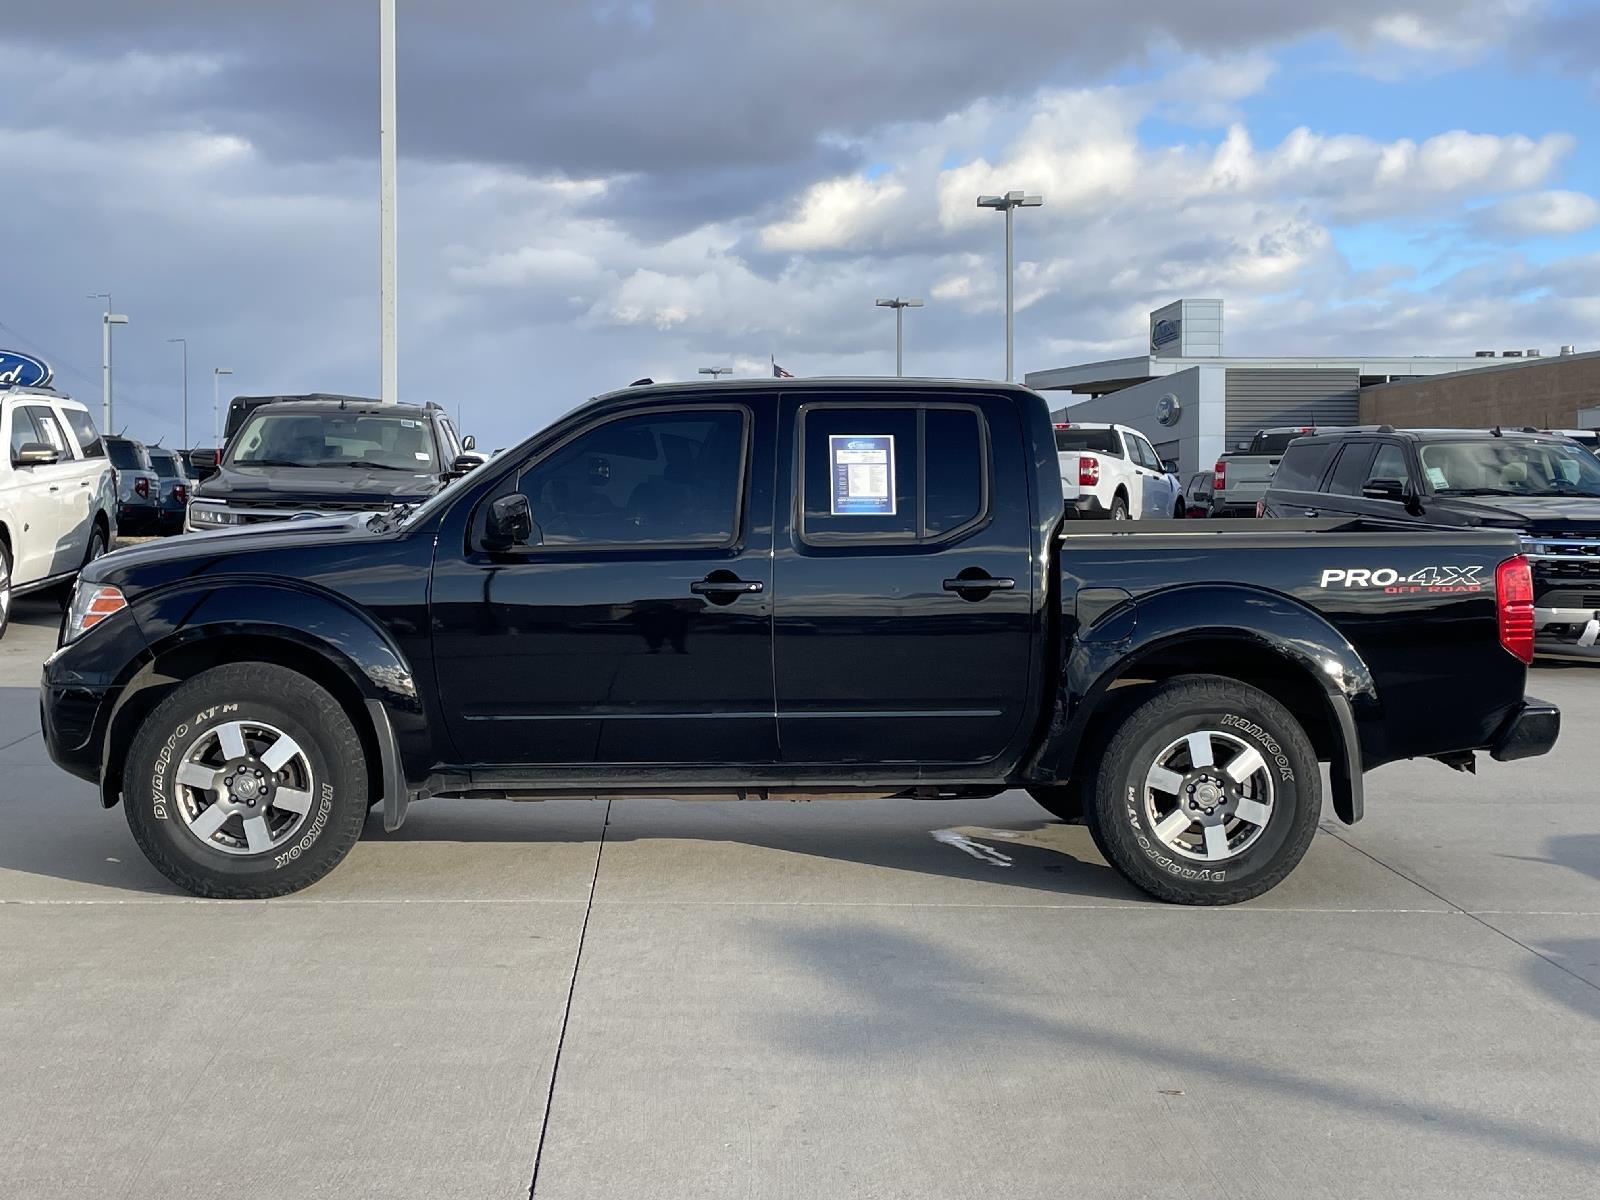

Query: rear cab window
1054;426;1122;456
800;401;989;544
105;440;148;471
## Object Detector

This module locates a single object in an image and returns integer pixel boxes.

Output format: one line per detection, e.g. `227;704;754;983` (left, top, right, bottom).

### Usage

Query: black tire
1083;674;1320;905
1110;493;1130;521
123;663;369;898
1172;499;1186;520
0;541;10;640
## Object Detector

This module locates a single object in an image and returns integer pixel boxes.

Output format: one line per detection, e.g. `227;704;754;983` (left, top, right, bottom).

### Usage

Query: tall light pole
976;191;1043;381
167;337;189;449
89;294;129;431
874;297;924;377
698;366;732;381
212;368;233;448
379;0;398;405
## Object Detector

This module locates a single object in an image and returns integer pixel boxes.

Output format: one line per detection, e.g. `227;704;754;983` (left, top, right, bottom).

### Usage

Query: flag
772;359;794;378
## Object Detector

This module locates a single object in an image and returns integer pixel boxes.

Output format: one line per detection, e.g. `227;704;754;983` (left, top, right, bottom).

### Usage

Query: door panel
30;405;91;572
429;401;777;766
4;404;68;584
773;392;1035;765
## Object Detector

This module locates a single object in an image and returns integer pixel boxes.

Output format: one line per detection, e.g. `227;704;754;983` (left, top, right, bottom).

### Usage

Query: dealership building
1024;299;1575;477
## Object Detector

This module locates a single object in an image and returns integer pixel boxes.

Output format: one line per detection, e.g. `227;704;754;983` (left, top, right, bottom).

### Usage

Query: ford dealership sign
1149;318;1181;352
0;351;52;390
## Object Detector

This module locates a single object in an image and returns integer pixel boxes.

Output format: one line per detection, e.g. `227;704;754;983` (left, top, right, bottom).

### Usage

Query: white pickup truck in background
1054;421;1184;520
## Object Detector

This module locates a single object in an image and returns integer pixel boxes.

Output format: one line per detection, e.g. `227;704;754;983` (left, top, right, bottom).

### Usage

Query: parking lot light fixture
89;295;129;430
875;297;924;377
976;191;1043;382
212;368;233;448
698;367;732;381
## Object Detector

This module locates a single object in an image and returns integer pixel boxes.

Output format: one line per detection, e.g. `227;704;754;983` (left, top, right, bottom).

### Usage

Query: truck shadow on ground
756;920;1600;1168
1512;832;1600;1024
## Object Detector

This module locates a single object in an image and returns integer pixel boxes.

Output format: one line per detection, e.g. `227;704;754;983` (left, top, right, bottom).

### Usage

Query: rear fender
1028;584;1376;824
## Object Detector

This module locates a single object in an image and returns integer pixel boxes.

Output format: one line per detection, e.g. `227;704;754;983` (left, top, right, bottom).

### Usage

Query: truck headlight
65;583;127;642
189;502;243;527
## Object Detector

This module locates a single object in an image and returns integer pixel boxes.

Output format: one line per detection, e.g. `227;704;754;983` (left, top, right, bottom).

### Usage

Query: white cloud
761;175;910;252
1471;190;1600;237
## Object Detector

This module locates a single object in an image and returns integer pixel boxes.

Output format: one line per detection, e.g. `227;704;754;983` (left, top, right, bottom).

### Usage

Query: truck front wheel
1084;675;1321;904
122;663;369;898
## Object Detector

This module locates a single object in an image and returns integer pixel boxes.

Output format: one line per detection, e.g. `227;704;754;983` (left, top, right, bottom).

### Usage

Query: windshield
228;411;436;471
1054;428;1121;455
1419;439;1600;497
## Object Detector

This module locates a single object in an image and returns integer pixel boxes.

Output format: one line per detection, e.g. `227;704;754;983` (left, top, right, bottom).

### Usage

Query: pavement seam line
0;728;41;755
527;797;611;1199
1321;825;1600;998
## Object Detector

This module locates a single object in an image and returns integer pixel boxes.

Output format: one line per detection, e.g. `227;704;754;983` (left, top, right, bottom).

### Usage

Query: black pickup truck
42;379;1558;904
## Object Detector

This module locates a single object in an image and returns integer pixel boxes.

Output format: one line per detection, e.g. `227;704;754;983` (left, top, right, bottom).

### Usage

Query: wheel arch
1026;584;1374;824
102;584;429;821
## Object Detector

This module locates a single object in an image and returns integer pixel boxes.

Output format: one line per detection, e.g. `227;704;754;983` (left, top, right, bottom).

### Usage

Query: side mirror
1362;478;1406;503
13;442;60;468
487;493;535;547
1161;459;1179;475
461;434;476;451
450;452;486;475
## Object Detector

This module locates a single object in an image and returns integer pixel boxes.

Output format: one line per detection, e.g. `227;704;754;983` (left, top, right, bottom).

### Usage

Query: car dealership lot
2;599;1597;1199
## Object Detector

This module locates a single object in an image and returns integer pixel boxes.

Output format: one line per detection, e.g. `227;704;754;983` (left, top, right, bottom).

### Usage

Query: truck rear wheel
1083;674;1320;904
1109;494;1130;520
122;663;369;898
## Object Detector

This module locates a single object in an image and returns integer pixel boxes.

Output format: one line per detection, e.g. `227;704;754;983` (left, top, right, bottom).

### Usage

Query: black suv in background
1260;426;1600;659
187;399;482;530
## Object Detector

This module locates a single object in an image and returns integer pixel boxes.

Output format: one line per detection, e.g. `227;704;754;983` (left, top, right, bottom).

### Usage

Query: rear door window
58;407;104;457
1271;442;1336;492
801;402;989;543
1325;443;1377;495
1129;435;1162;470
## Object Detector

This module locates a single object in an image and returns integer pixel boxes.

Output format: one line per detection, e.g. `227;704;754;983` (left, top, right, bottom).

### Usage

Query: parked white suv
1054;422;1184;520
0;388;117;636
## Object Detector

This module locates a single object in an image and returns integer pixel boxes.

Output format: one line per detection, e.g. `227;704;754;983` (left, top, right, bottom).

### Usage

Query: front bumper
1486;698;1560;762
39;610;150;790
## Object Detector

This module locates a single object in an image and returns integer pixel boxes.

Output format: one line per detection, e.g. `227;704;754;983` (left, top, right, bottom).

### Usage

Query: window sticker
1425;466;1448;489
829;434;895;515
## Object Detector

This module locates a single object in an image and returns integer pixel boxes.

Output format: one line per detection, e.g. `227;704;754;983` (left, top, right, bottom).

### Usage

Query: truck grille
1521;534;1600;580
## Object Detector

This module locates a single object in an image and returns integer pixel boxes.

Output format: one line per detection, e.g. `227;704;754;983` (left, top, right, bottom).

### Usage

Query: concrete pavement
1;595;1596;1198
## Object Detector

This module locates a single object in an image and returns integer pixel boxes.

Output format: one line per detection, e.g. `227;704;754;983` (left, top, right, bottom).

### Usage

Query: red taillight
1078;455;1100;487
1213;459;1227;489
134;476;150;499
1496;555;1535;664
173;484;187;504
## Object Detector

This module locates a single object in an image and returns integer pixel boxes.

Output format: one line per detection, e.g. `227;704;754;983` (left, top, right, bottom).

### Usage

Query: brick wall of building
1359;352;1600;429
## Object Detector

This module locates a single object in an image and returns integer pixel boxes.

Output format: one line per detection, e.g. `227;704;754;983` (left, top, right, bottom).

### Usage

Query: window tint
1054;427;1121;456
803;407;919;540
148;450;185;480
924;408;985;535
517;408;746;546
1368;444;1409;489
1271;441;1336;492
1252;430;1314;455
1325;444;1376;496
24;407;68;455
231;412;437;471
60;407;103;457
9;406;43;457
1130;436;1161;470
1186;472;1213;499
105;440;145;470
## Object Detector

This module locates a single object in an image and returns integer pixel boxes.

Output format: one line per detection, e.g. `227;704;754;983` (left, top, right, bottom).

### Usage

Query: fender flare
106;579;427;826
1030;583;1376;824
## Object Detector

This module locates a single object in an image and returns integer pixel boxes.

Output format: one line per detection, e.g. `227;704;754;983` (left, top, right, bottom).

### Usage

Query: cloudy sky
3;0;1598;448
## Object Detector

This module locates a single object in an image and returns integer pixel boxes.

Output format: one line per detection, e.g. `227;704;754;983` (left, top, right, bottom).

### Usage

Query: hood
1424;493;1600;532
85;513;377;582
195;463;439;506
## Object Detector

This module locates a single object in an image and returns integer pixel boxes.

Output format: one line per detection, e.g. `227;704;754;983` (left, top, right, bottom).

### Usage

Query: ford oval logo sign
0;351;52;390
1156;393;1181;426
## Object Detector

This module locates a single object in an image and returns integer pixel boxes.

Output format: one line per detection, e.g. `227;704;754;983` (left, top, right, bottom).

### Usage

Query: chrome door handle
1302;509;1319;518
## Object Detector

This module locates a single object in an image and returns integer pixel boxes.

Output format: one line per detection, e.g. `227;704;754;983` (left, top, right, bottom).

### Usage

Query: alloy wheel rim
1141;729;1275;863
173;719;317;856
